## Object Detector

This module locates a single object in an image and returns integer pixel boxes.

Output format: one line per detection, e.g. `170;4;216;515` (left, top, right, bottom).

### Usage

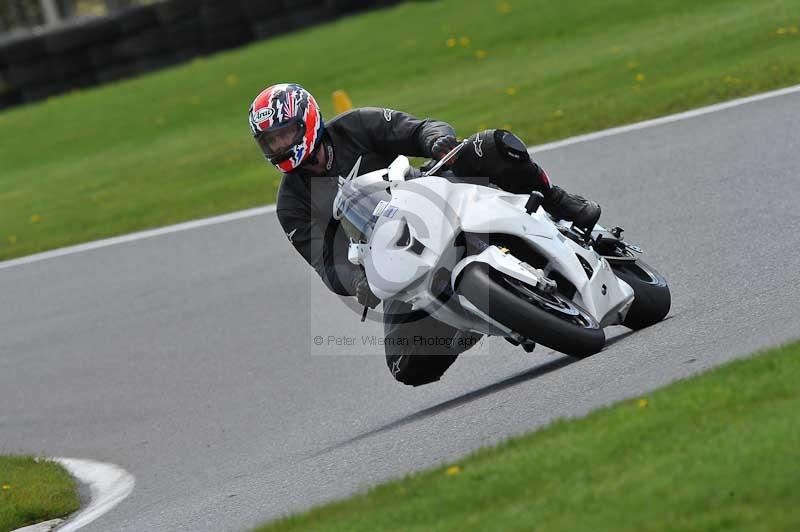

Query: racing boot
542;185;601;232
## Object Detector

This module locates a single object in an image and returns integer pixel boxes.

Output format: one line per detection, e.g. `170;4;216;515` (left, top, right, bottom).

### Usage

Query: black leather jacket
275;107;455;296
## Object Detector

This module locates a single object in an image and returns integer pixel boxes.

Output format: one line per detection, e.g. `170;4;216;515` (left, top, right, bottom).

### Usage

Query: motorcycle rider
249;83;601;386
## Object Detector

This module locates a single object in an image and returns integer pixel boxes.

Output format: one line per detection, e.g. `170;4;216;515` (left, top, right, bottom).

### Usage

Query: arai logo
253;107;274;123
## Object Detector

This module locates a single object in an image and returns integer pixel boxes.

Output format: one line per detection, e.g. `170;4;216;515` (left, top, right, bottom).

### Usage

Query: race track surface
1;91;799;531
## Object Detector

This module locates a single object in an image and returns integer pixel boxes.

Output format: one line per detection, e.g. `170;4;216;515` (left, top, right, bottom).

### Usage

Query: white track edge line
527;83;800;153
53;458;135;532
0;205;276;270
2;83;799;271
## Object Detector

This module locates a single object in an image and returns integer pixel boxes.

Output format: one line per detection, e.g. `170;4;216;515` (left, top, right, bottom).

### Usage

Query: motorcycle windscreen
334;178;391;243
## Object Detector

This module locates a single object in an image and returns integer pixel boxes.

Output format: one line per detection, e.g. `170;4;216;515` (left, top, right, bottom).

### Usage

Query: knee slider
494;129;531;163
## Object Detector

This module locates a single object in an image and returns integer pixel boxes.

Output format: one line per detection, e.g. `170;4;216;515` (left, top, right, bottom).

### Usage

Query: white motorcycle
334;142;670;359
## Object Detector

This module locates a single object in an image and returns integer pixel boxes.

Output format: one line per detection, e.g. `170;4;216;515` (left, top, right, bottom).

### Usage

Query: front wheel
456;262;605;358
611;257;671;330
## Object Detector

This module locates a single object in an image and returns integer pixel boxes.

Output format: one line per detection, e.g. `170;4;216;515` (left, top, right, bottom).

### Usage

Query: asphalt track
2;91;799;531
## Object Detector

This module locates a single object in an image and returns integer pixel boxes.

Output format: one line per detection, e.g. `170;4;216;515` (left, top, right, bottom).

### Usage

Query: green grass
2;0;800;260
254;341;800;532
0;456;80;532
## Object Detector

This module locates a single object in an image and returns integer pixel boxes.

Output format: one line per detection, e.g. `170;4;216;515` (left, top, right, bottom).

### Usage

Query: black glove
353;269;380;309
431;135;459;164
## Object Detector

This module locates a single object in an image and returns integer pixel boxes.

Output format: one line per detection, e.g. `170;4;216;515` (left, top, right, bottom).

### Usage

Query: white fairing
344;156;634;334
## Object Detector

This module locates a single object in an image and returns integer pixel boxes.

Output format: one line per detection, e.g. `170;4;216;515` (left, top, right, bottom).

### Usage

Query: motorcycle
333;141;671;362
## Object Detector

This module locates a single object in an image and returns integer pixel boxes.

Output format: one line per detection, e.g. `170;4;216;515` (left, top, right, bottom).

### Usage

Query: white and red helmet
249;83;324;173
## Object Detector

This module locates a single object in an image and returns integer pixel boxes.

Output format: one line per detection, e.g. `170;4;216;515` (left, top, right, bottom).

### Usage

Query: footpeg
504;336;536;353
595;225;644;259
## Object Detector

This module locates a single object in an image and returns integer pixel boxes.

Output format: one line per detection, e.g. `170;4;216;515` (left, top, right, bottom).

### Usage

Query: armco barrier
0;0;403;110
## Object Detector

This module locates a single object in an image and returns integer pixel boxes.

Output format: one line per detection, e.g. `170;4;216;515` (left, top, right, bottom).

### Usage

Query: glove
430;135;459;164
353;269;380;309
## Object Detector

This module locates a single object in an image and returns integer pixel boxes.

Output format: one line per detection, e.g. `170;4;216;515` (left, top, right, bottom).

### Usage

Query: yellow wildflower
446;38;456;48
8;236;17;245
475;50;488;59
446;465;461;476
459;37;470;47
790;27;798;34
626;61;638;70
611;46;621;54
638;398;648;409
553;109;564;118
497;1;512;14
30;214;42;223
505;86;518;96
635;73;645;82
776;27;787;35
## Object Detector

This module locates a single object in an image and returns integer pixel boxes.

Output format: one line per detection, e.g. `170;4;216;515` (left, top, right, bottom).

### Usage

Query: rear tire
611;258;671;330
456;262;605;358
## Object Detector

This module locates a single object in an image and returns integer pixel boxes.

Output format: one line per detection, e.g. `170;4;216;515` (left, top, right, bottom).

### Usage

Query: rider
249;83;601;386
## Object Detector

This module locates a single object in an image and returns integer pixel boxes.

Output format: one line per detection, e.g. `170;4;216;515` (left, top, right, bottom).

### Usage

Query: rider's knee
459;128;530;166
493;129;532;163
454;129;540;192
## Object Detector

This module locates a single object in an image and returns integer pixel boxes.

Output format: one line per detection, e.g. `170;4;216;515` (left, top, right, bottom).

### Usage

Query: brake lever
421;140;468;177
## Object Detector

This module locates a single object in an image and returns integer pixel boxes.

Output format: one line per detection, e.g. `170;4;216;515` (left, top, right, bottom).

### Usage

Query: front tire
456;262;605;358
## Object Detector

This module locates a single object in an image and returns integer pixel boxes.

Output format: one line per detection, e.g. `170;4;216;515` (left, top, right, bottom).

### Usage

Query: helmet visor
256;121;305;160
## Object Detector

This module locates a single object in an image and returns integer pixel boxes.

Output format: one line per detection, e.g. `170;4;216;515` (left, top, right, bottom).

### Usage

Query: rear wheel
609;254;671;329
456;262;605;358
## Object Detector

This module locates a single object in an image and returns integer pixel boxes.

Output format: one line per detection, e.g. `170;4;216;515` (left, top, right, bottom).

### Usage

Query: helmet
248;83;324;173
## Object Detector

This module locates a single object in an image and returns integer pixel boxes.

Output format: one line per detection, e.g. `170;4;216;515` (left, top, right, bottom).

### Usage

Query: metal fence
0;0;399;109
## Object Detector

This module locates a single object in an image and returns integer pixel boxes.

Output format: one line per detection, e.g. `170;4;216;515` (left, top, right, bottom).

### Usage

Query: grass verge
0;456;80;532
1;0;800;261
254;341;800;532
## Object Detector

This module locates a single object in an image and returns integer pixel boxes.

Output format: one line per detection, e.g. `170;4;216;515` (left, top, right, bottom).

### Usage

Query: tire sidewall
612;259;671;329
456;263;605;358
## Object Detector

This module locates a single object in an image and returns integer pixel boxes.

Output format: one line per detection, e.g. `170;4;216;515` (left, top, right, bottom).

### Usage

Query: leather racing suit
276;107;572;385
